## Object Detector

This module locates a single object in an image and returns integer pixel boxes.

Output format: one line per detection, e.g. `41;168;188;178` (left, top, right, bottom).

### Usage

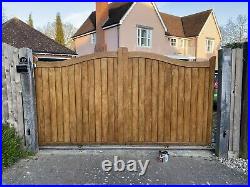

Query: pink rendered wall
74;27;118;56
119;3;175;56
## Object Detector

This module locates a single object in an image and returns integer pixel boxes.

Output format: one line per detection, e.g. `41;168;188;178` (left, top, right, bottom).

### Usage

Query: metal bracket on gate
16;56;29;73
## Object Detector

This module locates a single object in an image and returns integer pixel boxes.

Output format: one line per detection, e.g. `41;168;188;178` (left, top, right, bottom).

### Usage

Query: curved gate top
35;48;215;146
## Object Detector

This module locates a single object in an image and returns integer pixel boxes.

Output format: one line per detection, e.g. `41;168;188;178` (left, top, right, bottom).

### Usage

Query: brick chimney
95;2;108;52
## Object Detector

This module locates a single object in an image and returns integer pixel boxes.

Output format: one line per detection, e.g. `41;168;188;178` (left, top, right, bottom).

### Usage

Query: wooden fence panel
35;48;215;145
2;44;24;138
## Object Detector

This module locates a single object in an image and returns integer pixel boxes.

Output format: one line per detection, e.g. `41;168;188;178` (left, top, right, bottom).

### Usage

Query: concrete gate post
17;48;38;152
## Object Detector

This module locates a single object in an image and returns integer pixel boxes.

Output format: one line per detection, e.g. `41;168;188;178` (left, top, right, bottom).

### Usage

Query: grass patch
2;124;33;168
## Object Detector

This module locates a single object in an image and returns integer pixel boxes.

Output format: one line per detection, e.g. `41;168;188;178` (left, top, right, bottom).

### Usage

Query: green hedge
2;124;31;167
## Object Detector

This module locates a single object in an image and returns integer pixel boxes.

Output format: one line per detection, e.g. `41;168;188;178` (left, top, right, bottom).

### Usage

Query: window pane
141;37;147;46
141;29;147;38
137;27;152;47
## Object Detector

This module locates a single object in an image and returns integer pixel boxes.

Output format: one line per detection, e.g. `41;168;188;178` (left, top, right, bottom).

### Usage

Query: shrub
2;124;31;167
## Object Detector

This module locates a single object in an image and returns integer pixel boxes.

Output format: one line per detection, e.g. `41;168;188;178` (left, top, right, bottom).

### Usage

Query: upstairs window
137;27;152;48
206;38;214;53
91;33;96;44
170;38;177;47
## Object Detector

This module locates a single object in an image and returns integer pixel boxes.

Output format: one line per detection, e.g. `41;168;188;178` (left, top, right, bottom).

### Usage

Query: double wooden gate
35;48;215;146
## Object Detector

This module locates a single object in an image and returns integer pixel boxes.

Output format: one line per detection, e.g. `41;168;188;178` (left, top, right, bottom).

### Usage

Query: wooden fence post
229;48;243;158
240;42;248;159
18;48;38;152
216;48;232;158
2;43;25;139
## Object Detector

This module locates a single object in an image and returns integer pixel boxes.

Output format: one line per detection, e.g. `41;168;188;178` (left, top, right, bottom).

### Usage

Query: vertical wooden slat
42;68;51;143
62;67;70;143
88;60;96;142
158;62;165;142
35;68;44;144
123;54;130;143
113;58;118;142
171;65;178;142
177;67;184;142
196;68;205;143
164;64;171;142
127;58;133;142
190;68;198;143
151;60;158;142
94;59;102;143
183;68;192;142
75;63;82;143
68;65;77;143
107;58;114;142
55;68;64;142
138;57;145;142
49;68;57;143
34;49;214;146
144;59;152;142
82;61;89;142
132;58;139;142
101;58;108;143
202;68;210;143
117;48;126;143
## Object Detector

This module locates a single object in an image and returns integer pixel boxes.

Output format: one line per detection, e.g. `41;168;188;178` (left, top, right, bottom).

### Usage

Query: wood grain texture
108;58;115;142
74;63;82;143
101;58;108;143
49;68;57;142
82;62;89;142
94;59;102;143
35;49;215;145
132;58;139;142
144;59;152;142
151;60;158;142
55;68;63;142
138;58;145;142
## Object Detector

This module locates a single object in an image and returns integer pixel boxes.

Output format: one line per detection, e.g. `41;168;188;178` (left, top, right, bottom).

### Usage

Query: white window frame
91;33;96;44
170;38;177;47
137;27;152;48
206;38;214;53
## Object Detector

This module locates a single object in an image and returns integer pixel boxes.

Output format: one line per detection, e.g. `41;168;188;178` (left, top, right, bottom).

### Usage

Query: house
3;18;77;61
72;2;221;68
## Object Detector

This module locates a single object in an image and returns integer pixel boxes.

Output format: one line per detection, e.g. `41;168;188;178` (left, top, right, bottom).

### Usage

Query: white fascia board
152;2;168;32
72;24;119;39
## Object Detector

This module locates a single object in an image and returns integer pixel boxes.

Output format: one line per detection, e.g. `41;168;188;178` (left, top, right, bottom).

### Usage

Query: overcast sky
3;2;248;29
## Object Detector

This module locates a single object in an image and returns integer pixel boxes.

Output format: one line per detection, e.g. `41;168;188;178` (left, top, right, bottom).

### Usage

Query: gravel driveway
2;149;247;184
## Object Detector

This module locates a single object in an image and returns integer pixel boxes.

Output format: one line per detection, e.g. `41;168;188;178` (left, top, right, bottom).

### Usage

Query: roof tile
3;18;77;55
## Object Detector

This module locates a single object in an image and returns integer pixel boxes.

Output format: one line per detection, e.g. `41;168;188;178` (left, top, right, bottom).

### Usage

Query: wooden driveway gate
35;48;215;146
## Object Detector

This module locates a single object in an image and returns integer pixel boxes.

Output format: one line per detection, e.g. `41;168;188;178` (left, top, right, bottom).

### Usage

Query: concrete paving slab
2;150;247;184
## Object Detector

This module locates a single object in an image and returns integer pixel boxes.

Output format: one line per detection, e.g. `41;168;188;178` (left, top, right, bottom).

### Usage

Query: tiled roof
3;18;77;55
73;2;212;38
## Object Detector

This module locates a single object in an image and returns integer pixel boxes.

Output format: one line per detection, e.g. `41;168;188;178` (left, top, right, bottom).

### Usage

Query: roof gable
73;2;167;38
182;9;212;37
161;9;212;38
3;18;76;55
160;13;185;37
73;3;216;39
73;2;133;38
